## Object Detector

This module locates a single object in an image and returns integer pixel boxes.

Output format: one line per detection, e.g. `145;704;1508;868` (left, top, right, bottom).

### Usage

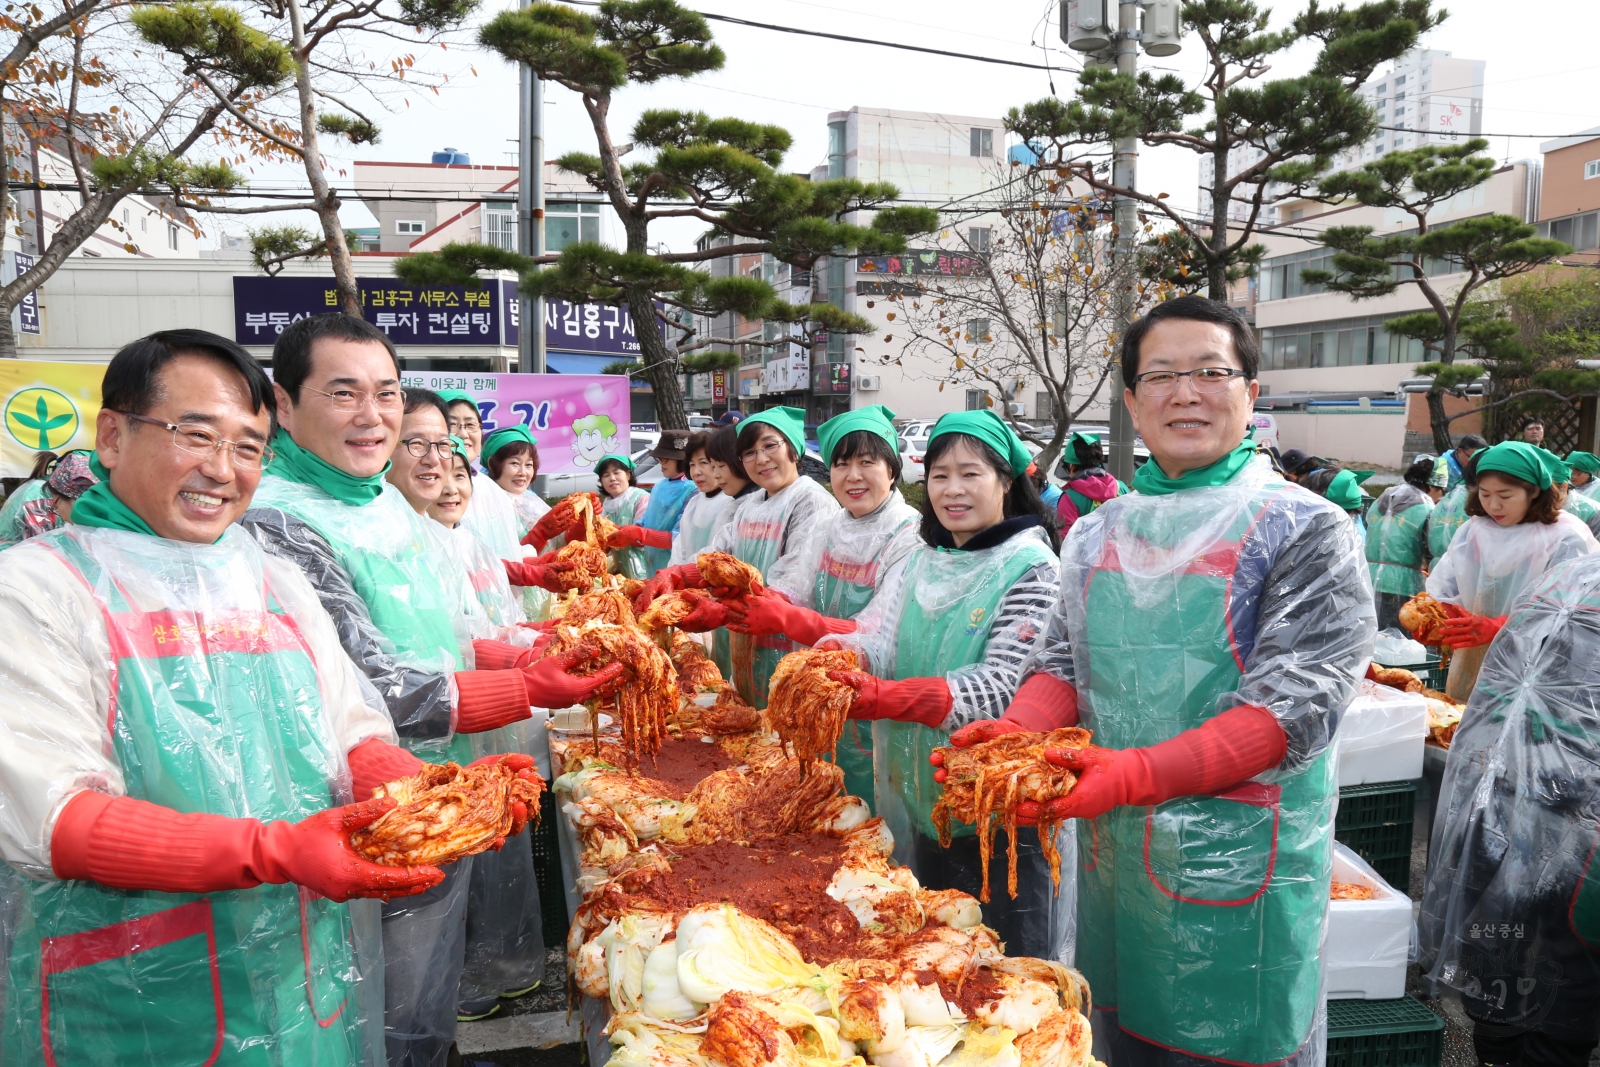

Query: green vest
1073;479;1333;1065
1365;487;1433;596
602;486;651;581
876;532;1056;841
3;527;378;1066
1427;483;1469;564
252;475;469;762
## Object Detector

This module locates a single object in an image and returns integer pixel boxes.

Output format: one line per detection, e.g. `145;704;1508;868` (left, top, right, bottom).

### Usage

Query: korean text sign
234;276;500;345
397;372;630;476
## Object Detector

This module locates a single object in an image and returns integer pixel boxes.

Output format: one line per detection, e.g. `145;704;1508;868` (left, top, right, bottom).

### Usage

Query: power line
1377;124;1586;140
558;0;1071;73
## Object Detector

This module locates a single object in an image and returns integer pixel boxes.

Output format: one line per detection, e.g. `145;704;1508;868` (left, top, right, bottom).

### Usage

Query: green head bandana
1537;449;1572;485
927;409;1032;477
1066;432;1101;466
818;405;897;465
70;454;160;538
1131;438;1259;496
482;424;537;459
435;389;476;413
1325;469;1364;511
741;406;808;457
448;434;471;467
268;427;390;505
1564;451;1600;476
1476;440;1554;491
596;452;636;472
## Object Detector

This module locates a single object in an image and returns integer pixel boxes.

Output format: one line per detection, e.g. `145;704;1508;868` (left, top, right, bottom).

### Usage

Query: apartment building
1534;125;1600;265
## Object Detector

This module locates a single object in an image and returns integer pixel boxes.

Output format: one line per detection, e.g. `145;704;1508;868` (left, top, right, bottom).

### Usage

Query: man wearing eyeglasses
240;314;618;1067
0;329;451;1065
946;296;1374;1067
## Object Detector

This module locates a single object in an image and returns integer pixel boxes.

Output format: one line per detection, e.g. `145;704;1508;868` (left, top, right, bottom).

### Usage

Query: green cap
927;409;1032;477
1476;440;1553;490
741;406;807;457
818;405;897;465
435;389;476;411
596;452;636;472
1325;469;1364;511
483;424;538;458
447;434;471;466
1565;450;1600;475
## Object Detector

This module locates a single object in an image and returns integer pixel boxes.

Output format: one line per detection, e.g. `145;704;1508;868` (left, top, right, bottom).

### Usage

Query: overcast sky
210;0;1600;252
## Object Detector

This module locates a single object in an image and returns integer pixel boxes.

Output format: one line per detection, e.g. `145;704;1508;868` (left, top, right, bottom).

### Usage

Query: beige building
1534;125;1600;265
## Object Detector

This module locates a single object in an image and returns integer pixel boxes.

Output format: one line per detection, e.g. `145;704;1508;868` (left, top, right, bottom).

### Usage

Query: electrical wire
1376;124;1589;140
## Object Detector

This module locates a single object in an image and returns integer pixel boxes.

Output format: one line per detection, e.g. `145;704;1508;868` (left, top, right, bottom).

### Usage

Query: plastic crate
1326;996;1445;1067
531;790;570;947
1335;781;1416;893
1374;655;1446;693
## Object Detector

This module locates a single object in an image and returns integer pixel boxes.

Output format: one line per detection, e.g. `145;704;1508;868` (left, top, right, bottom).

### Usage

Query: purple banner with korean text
855;248;982;277
396;371;631;477
233;276;500;346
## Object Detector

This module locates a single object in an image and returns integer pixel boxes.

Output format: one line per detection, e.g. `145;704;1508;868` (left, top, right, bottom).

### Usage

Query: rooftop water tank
432;148;470;165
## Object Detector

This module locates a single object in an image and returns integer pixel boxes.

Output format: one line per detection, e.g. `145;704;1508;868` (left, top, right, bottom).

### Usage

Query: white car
897;430;929;484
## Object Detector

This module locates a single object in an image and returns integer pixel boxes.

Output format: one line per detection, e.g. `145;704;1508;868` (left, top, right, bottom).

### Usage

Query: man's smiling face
275;336;401;477
1124;317;1260;479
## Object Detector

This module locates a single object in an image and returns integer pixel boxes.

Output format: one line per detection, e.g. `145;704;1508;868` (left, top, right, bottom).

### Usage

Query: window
167;223;180;250
964;390;990;411
1035;392;1054;420
396;220;426;235
1394;74;1405;87
1585;159;1600;180
966;317;992;342
968;226;992;252
484;207;515;251
545;201;600;252
969;128;993;158
140;217;147;233
122;208;129;225
828;120;847;180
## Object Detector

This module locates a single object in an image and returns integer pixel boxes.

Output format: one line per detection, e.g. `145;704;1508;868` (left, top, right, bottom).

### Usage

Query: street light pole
516;15;545;373
1104;0;1140;485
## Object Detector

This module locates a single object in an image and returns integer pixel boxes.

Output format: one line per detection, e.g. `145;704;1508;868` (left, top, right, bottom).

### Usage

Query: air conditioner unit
857;375;881;391
1007;402;1026;416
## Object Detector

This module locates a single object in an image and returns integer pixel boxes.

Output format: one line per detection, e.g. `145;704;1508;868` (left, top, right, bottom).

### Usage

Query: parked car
897;430;929;484
686;414;714;430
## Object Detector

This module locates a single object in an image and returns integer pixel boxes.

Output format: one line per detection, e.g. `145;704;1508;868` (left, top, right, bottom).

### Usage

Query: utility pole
516;4;545;374
1063;0;1179;483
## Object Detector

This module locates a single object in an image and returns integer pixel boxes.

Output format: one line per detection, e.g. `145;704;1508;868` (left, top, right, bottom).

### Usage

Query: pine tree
1302;139;1570;450
398;0;937;430
1005;0;1443;299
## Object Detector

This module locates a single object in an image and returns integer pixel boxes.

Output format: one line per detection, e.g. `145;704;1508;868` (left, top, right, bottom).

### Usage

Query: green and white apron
254;477;469;763
601;486;650;581
873;534;1057;846
2;527;381;1066
1074;486;1333;1066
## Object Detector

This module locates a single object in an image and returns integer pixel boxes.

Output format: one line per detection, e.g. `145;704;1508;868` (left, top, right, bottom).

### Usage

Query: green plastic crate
1335;781;1416;893
1326;997;1445;1067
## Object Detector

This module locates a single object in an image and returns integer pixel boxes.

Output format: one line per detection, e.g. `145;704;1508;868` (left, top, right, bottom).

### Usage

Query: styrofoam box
1337;680;1428;787
1325;843;1413;1000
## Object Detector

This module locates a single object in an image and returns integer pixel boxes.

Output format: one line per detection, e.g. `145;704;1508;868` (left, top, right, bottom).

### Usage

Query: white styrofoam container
1336;680;1428;787
1325;843;1413;1000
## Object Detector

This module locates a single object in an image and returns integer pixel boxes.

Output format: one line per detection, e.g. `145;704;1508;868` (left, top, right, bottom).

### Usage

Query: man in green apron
239;315;619;1067
953;297;1374;1067
0;330;451;1065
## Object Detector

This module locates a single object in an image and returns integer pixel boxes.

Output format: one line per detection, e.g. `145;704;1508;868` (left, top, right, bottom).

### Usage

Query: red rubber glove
464;753;539;838
1020;704;1287;823
521;494;600;550
828;670;952;727
348;736;423;799
675;598;733;633
1412;602;1467;644
942;674;1080;755
725;591;856;646
51;790;444;902
504;558;574;592
632;564;707;613
608;525;673;551
1438;612;1506;650
523;645;626;707
473;637;546;671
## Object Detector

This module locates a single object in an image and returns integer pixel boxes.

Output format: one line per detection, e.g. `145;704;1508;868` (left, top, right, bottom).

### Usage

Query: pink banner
398;372;631;476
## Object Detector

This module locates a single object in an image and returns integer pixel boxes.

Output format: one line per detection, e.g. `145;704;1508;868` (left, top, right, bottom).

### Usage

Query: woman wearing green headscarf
595;452;651;579
1553;452;1600;539
1569;450;1600;499
1426;440;1597;700
717;405;921;804
632;407;839;706
823;409;1067;957
1365;457;1437;630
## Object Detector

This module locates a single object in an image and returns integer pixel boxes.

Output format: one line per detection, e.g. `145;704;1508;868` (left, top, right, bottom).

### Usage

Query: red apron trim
299;889;349;1028
1143;784;1282;908
1117;1019;1308;1067
1567;815;1600;951
737;519;784;545
469;569;497;593
104;608;310;660
819;551;879;587
40;899;225;1067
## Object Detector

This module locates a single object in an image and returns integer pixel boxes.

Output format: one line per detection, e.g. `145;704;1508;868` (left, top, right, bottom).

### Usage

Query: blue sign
501;287;643;357
13;253;38;335
232;276;502;346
